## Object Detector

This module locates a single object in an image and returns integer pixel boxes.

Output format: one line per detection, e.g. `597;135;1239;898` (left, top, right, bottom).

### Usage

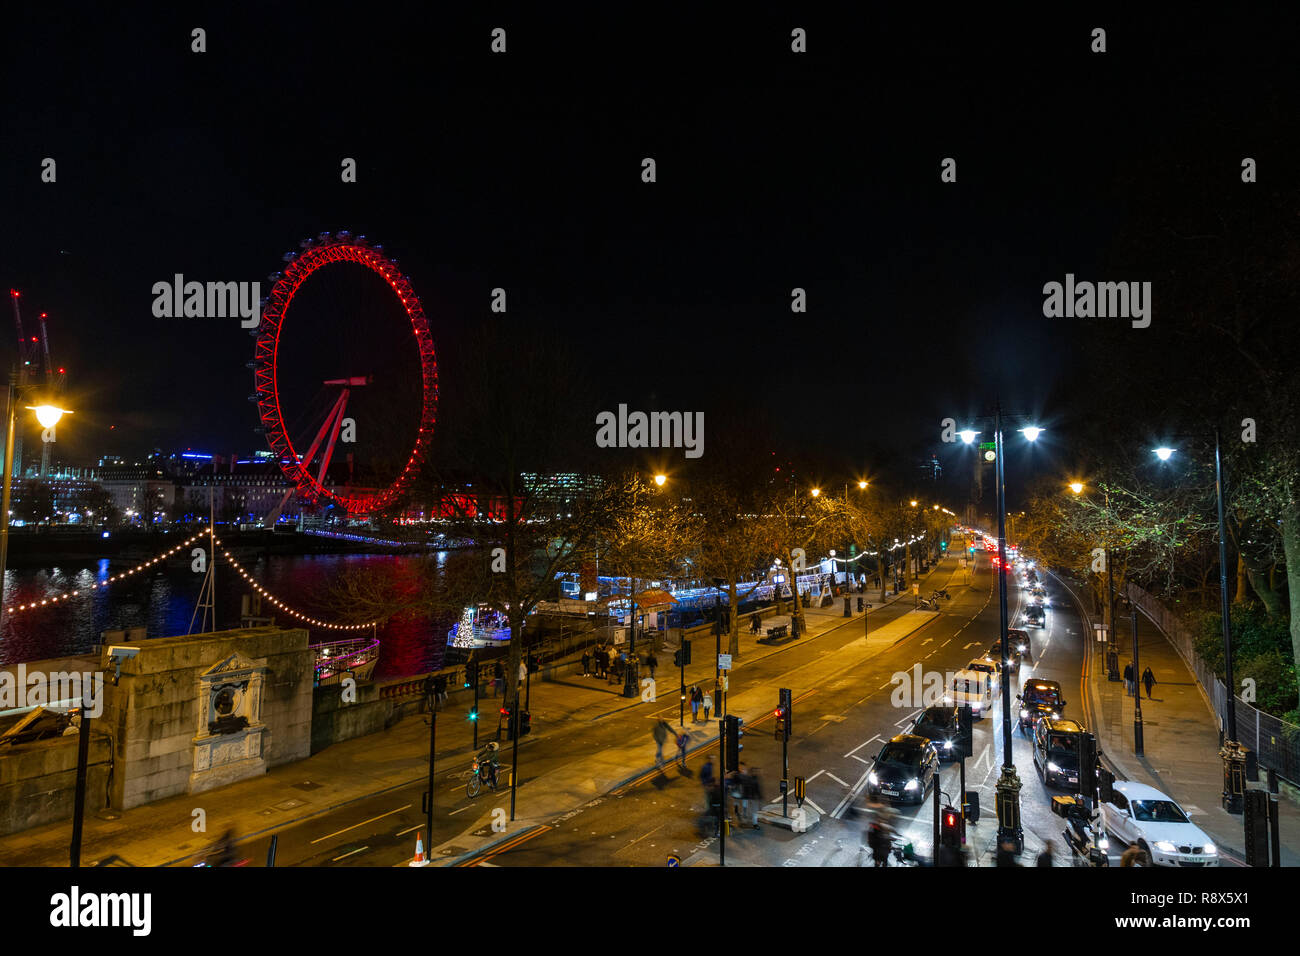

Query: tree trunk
1233;551;1250;605
1244;559;1284;617
728;581;740;660
1283;506;1300;681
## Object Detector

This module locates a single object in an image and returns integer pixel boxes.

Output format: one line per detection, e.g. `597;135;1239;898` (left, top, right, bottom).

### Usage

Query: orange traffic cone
409;831;429;867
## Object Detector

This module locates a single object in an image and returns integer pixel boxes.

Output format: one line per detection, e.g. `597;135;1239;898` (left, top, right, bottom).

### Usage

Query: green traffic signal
468;709;478;722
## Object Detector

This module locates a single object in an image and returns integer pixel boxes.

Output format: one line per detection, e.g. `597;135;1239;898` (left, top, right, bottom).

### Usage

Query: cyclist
477;741;501;790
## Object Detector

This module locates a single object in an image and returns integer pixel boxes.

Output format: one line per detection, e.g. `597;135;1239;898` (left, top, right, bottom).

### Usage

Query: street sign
667;853;680;867
794;776;806;807
718;654;732;670
978;441;995;451
1093;624;1109;643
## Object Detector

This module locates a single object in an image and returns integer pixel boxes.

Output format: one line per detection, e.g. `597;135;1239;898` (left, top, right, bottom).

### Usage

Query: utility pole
992;400;1023;853
718;717;726;867
424;682;436;852
1131;609;1144;756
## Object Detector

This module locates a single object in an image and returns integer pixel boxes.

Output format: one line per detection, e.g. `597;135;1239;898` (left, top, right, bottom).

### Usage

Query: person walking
518;660;527;691
1036;840;1055;867
701;689;713;722
652;719;671;769
646;652;658;681
492;661;505;698
867;820;890;867
433;673;448;710
690;685;701;723
995;840;1020;867
676;729;689;769
596;648;607;679
1142;666;1157;699
1123;661;1135;698
581;650;591;677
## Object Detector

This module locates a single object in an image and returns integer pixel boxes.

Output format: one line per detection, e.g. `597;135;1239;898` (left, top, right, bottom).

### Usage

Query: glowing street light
810;487;821;497
1069;482;1084;495
1153;447;1174;461
858;480;868;490
27;404;71;429
653;474;667;486
959;429;979;444
1020;426;1043;442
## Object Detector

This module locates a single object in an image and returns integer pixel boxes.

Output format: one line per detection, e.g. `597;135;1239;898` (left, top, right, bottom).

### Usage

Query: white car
1099;781;1219;867
964;657;1002;696
947;668;995;719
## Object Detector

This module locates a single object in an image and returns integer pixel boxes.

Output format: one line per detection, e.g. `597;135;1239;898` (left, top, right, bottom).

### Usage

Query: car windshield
915;712;954;737
1131;799;1189;824
1048;733;1080;756
878;745;918;768
969;663;994;674
1024;685;1062;707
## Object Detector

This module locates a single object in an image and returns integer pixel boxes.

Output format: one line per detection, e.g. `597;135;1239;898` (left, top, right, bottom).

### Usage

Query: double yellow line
456;825;550;866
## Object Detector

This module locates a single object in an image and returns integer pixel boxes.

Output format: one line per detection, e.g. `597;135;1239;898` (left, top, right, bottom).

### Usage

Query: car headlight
944;740;952;749
1203;843;1216;855
1154;841;1177;853
868;772;878;785
905;778;919;791
1020;709;1028;718
1047;761;1060;772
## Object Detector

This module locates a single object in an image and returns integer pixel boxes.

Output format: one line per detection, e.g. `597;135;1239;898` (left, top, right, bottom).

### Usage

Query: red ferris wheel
252;232;438;516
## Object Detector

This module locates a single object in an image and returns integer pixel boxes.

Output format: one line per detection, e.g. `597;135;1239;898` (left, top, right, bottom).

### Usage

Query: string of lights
5;532;209;614
3;531;377;632
216;539;378;631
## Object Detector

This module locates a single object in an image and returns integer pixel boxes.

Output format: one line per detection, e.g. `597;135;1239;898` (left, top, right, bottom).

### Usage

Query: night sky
3;7;1296;501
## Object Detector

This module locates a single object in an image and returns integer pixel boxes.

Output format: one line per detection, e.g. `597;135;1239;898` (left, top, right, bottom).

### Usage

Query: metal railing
1126;582;1300;785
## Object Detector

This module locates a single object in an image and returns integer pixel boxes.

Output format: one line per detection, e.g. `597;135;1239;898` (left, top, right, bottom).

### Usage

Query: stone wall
0;731;112;838
98;626;314;810
311;681;392;754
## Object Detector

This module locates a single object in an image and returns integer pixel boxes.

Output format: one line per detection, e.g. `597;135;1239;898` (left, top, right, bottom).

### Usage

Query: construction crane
7;290;67;479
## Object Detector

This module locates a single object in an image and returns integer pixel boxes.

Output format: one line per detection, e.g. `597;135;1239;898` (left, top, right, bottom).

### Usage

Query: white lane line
963;642;979;649
894;709;921;728
804;798;826;815
805;769;826;784
448;805;472;816
921;638;934;645
396;823;424;837
850;754;870;764
825;772;849;788
845;734;882;758
940;639;951;647
332;846;369;862
831;766;875;819
312;805;412;844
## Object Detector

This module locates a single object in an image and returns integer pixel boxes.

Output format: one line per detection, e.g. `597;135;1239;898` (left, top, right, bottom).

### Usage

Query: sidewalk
0;555;962;867
1067;575;1300;865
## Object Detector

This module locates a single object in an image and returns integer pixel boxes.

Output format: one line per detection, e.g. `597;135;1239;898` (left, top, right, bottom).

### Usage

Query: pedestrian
433;673;448;710
741;765;763;828
750;614;760;635
701;690;713;722
581;650;591;677
1120;845;1149;867
1123;661;1135;698
867;820;890;867
597;648;608;679
646;652;658;680
652;718;670;769
1036;840;1055;867
676;729;689;769
492;660;504;698
995;840;1020;867
518;660;527;690
699;754;716;792
1142;666;1156;699
690;685;701;722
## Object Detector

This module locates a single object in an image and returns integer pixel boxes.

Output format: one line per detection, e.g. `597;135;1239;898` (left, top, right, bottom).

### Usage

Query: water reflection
0;553;449;680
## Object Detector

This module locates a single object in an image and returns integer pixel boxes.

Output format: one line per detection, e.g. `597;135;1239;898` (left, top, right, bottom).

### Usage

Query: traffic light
725;714;744;766
941;805;961;848
467;708;478;722
1243;790;1269;866
1098;766;1114;804
673;648;683;667
519;709;531;736
680;640;692;666
1078;732;1098;799
779;687;793;738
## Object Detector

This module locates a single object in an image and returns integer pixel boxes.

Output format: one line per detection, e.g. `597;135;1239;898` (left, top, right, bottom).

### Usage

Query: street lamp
653;473;667;487
810;487;821;497
1153;433;1243;811
1;387;73;636
954;404;1042;854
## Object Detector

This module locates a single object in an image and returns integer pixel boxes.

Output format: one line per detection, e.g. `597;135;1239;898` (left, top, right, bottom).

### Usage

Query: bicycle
466;757;500;798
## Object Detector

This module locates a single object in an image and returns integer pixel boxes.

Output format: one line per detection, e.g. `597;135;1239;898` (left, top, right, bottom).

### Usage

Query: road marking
825;772;849;788
831;766;874;818
332;846;368;862
396;823;423;837
963;642;979;649
311;805;412;844
845;735;881;758
850;754;870;764
805;770;826;784
921;638;933;645
448;805;472;816
804;797;826;814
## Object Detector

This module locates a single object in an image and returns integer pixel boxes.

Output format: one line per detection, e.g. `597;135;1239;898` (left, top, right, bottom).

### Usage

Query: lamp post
1;386;71;636
1155;433;1242;811
958;405;1041;854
